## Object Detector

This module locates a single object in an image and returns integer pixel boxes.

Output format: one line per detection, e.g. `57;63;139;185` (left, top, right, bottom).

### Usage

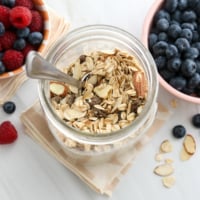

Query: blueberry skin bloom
181;59;197;77
169;76;186;90
175;38;190;52
156;18;170;31
172;125;186;138
192;114;200;128
3;101;16;114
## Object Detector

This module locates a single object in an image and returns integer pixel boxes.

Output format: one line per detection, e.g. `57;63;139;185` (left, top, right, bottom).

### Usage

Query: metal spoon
25;51;83;89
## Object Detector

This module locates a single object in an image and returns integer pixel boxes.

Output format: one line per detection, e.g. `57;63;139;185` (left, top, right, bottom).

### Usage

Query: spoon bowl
25;51;83;89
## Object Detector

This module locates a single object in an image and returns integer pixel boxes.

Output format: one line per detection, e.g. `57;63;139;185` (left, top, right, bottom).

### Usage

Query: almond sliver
183;134;196;155
154;164;174;177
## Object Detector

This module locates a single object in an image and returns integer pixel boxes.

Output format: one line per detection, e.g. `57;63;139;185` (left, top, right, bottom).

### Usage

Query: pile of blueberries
149;0;200;96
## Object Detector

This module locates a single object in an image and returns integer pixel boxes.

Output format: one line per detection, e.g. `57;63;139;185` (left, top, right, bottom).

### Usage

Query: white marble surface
1;0;200;199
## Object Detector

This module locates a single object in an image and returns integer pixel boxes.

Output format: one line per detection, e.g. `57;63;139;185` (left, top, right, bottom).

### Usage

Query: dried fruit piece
50;82;68;97
162;176;176;188
154;164;174;176
132;71;147;98
183;134;196;155
160;139;173;153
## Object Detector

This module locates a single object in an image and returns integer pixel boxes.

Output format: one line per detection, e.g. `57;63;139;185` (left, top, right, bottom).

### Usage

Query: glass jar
38;25;158;165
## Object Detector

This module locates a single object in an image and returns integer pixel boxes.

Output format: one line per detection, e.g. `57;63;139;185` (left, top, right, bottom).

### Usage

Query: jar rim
38;24;158;145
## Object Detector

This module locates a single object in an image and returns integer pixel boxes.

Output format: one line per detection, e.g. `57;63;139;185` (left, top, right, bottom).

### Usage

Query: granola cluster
50;49;148;134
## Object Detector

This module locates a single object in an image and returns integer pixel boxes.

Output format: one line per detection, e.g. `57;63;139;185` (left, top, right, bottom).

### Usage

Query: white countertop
1;0;200;199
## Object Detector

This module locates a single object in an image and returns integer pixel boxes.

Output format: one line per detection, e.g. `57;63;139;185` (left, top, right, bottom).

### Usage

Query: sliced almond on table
155;153;164;162
154;164;174;177
160;140;173;153
183;134;196;155
180;146;192;161
50;82;68;97
165;158;174;164
162;176;176;188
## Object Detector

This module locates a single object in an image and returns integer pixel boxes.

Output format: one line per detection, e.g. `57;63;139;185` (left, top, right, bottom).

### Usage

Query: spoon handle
25;51;82;88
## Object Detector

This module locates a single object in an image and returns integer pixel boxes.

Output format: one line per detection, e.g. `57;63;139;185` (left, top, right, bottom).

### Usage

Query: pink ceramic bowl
142;0;200;104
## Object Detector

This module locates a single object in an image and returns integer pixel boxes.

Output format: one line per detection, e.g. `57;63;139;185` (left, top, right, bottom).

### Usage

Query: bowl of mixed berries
0;0;49;79
142;0;200;103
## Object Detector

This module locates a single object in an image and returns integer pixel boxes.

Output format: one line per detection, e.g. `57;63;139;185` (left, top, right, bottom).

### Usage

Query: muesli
49;49;148;134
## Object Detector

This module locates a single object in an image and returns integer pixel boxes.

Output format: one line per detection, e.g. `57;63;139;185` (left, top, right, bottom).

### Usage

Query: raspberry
2;49;24;70
10;6;32;29
0;121;18;144
22;43;35;57
29;10;43;32
15;0;34;9
0;5;11;28
0;31;16;50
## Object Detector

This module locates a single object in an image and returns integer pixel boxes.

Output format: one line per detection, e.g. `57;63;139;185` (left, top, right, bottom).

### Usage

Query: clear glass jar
38;25;158;164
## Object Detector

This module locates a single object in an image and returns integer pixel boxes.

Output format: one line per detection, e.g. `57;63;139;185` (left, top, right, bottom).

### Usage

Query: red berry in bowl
10;6;32;29
2;49;24;70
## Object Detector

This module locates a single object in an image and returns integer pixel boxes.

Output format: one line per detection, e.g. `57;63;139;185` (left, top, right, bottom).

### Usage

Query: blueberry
172;125;186;138
195;2;200;16
184;47;199;59
180;28;193;41
154;9;171;21
167;24;182;39
175;37;190;52
192;31;199;42
169;76;187;90
181;23;195;31
172;10;181;21
0;22;5;36
178;0;188;10
16;27;30;38
188;0;199;8
159;69;175;81
181;10;197;22
158;32;168;41
196;60;200;73
0;61;6;74
28;32;43;45
2;101;16;114
164;0;178;13
165;44;178;59
192;42;200;51
148;33;158;48
13;38;26;51
192;114;200;128
188;73;200;89
154;56;167;70
182;87;195;95
0;52;3;60
152;41;168;56
156;18;170;31
1;0;15;7
167;57;181;72
181;59;197;77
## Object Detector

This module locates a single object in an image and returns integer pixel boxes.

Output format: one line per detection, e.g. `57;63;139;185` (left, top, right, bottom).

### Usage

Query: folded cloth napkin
20;101;170;196
0;8;70;105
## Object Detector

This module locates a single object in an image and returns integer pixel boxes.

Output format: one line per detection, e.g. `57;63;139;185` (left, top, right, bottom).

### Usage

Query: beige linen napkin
20;101;170;196
0;8;70;105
